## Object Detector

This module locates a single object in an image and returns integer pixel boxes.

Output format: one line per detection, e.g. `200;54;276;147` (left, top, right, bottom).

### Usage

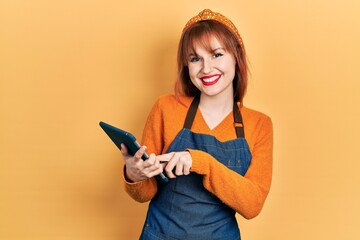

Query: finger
175;157;185;176
143;153;156;167
120;144;133;162
134;146;147;160
156;152;174;163
183;163;191;175
148;157;163;174
141;154;159;170
141;157;164;178
175;154;192;176
165;153;179;178
145;167;164;179
120;144;129;155
183;151;192;175
160;162;168;169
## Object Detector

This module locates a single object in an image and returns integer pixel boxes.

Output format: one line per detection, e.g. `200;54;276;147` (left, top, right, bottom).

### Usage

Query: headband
182;9;243;47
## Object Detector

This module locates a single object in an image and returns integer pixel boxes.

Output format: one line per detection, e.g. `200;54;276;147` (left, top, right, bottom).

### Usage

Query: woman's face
187;35;236;99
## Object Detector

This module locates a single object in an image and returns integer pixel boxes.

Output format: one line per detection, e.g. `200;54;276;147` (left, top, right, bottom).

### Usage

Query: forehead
188;33;226;54
193;35;223;50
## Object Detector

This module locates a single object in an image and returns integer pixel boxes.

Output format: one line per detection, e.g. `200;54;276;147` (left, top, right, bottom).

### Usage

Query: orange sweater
124;94;273;219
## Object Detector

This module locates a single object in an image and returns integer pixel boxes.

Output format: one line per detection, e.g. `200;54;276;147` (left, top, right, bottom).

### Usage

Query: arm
123;99;165;202
189;116;273;219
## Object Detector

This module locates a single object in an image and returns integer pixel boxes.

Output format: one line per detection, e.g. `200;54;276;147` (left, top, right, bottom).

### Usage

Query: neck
199;93;234;115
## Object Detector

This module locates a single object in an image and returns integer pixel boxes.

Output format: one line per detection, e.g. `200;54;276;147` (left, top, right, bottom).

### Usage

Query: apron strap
183;95;245;138
183;95;200;129
233;103;245;138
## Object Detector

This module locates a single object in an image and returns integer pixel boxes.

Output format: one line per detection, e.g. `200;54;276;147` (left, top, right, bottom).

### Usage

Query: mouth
201;74;221;86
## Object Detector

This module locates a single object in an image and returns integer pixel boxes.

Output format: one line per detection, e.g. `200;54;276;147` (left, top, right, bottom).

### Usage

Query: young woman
121;9;273;240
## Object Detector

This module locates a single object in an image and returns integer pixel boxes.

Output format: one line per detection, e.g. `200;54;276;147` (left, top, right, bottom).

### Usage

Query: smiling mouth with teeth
201;74;221;86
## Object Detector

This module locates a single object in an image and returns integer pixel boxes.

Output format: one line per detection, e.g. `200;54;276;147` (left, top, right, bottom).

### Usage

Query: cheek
223;57;236;70
222;60;236;77
188;69;201;88
188;65;199;79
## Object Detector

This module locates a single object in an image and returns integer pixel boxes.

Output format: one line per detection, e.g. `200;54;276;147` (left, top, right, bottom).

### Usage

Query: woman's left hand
156;151;192;178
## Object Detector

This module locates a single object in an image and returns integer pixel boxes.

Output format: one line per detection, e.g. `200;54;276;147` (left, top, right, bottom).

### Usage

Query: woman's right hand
121;144;164;182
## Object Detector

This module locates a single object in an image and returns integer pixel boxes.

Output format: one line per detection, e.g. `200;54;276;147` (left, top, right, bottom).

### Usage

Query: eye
190;57;201;62
214;53;223;58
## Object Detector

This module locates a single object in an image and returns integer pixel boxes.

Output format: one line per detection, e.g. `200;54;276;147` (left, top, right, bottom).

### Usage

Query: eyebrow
212;47;225;51
189;47;225;56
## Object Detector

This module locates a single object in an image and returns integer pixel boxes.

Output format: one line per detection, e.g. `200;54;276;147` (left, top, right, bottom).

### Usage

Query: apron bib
140;96;252;240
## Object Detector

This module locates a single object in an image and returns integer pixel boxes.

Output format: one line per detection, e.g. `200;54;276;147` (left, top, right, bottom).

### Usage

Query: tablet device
99;121;168;182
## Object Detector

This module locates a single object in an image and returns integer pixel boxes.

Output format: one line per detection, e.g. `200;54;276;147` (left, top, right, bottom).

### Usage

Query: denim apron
140;96;252;240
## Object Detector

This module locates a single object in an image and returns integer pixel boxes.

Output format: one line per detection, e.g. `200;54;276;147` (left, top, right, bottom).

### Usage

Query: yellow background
1;0;360;239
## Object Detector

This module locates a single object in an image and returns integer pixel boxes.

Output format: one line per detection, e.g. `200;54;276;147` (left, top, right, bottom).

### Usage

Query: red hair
175;20;248;103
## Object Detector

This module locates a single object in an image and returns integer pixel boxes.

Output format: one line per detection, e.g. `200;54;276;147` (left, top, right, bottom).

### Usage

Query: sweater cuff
187;149;210;175
122;165;149;186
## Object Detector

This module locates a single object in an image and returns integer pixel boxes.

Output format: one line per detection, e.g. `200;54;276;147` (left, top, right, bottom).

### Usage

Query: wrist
124;166;136;183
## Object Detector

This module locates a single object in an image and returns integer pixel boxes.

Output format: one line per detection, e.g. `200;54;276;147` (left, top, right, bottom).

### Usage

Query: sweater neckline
196;108;234;132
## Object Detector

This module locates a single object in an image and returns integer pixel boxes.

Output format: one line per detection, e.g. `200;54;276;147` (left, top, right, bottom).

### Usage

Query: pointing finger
156;152;174;163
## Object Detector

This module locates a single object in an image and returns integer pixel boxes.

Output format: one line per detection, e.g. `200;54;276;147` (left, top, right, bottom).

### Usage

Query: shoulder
240;105;272;124
239;105;273;147
153;94;193;111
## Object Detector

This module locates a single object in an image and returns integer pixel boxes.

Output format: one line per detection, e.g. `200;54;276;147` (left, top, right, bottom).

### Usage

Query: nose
201;58;212;74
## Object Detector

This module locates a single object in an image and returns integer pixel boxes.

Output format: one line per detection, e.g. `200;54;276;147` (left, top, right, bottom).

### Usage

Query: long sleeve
189;115;273;219
123;99;166;202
